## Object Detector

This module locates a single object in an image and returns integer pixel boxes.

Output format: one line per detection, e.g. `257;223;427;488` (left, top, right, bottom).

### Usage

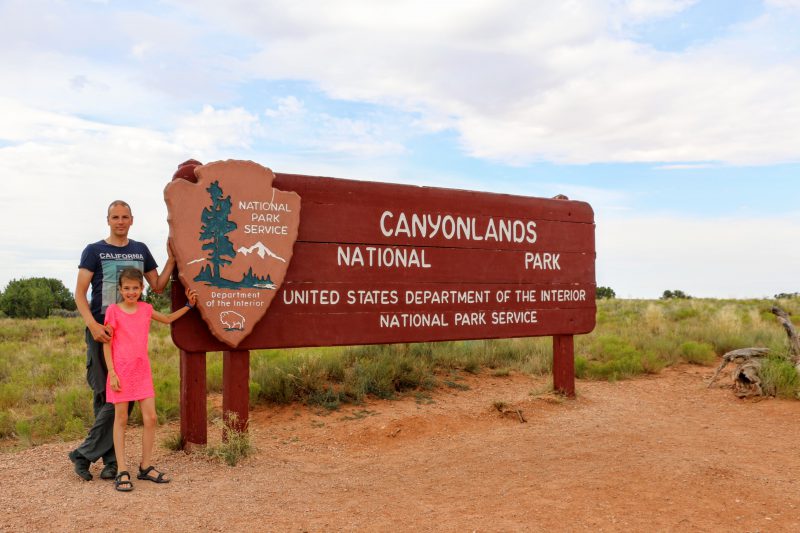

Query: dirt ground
2;364;799;532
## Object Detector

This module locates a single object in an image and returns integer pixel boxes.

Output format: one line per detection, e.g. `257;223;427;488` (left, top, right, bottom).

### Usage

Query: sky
1;0;799;299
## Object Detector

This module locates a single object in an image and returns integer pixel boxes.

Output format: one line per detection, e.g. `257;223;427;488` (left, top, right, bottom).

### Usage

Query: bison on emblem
219;311;246;331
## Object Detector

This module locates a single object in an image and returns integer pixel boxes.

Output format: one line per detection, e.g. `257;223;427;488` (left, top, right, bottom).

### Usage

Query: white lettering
379;313;450;328
491;310;538;325
524;252;561;270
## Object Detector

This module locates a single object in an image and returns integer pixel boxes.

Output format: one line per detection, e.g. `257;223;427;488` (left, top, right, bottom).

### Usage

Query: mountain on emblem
164;160;301;347
237;241;287;262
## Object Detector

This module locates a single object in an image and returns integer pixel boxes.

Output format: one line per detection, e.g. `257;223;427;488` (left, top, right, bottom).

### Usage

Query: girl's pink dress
104;302;155;403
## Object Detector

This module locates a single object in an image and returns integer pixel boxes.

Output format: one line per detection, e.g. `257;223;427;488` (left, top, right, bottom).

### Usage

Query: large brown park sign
165;159;596;446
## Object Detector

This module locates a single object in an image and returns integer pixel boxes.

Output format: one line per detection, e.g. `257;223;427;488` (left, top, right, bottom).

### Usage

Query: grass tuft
760;358;800;398
161;432;184;452
205;413;254;466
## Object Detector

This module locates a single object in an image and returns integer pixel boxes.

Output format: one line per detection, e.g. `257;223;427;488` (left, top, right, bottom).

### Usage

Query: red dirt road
2;364;799;531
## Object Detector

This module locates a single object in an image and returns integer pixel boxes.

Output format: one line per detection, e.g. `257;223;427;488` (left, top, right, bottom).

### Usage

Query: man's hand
89;321;113;343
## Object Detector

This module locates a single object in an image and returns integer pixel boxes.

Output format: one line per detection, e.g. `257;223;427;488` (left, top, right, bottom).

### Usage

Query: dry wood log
707;307;800;397
732;359;764;398
707;347;769;389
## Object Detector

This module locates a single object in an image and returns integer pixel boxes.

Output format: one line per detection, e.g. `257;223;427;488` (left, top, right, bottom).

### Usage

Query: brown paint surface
165;160;301;347
169;163;596;351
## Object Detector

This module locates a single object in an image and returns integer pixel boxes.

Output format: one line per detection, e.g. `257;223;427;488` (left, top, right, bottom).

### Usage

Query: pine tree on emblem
198;180;238;282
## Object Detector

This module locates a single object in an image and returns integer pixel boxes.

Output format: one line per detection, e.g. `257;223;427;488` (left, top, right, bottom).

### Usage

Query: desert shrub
144;281;171;313
0;411;15;438
15;419;32;446
760;358;800;398
49;308;80;318
644;303;667;334
154;375;180;423
578;335;643;380
53;388;93;427
679;341;716;365
0;382;25;410
207;355;223;393
668;306;699;321
161;431;184;452
206;414;254;466
251;361;297;404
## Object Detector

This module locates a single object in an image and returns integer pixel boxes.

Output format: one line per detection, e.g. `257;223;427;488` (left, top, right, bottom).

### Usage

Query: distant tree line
774;292;800;299
596;286;616;299
0;278;77;318
661;289;692;300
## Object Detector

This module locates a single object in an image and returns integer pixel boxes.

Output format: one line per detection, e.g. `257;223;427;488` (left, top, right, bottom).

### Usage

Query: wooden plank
293;204;595;252
180;350;207;446
287;243;594;283
272;282;597;312
172;306;596;352
274;173;595;224
553;335;576;397
222;350;250;436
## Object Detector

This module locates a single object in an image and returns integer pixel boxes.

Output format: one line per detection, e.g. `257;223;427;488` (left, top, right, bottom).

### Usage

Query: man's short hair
107;200;132;216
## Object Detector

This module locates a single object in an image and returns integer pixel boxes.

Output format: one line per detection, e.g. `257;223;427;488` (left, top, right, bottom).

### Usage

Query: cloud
261;96;409;158
173;105;262;152
766;0;800;9
0;98;185;292
621;0;698;20
5;1;799;167
598;212;800;298
162;0;800;166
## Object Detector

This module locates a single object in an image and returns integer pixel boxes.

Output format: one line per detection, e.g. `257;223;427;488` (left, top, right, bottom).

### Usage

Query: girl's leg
139;397;158;471
112;402;130;474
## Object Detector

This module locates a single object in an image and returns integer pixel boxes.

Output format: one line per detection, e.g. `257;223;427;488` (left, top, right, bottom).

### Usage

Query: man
68;200;174;481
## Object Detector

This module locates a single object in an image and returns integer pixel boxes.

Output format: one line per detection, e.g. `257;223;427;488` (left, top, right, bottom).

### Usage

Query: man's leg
69;330;114;480
75;391;116;463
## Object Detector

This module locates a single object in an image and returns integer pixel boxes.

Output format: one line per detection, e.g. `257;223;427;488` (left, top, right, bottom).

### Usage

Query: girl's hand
110;373;121;392
185;288;198;307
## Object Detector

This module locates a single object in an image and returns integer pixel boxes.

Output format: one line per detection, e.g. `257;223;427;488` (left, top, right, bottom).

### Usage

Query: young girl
103;267;198;492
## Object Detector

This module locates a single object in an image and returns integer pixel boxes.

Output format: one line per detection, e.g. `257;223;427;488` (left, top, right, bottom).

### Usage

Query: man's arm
144;241;176;293
76;268;112;343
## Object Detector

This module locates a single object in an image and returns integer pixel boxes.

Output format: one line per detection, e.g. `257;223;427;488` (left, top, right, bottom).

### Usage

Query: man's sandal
114;471;133;492
137;464;170;483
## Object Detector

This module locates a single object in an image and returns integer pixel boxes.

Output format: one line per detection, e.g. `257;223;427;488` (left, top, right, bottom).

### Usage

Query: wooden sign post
168;160;595;446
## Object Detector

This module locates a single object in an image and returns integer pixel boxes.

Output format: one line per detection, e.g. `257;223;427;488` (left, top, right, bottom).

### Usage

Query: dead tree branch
707;348;770;389
771;306;800;367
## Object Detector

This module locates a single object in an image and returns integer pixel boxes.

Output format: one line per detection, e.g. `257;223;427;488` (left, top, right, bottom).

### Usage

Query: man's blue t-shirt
78;239;157;323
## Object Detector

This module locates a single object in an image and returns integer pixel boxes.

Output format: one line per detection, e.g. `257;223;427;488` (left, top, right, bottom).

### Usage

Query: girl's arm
152;288;198;324
103;343;121;392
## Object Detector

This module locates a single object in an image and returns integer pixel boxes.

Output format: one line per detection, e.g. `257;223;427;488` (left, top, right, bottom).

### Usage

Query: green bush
760;358;800;398
679;341;716;365
206;414;254;466
144;281;172;313
596;286;616;299
0;278;76;318
0;411;15;438
661;289;692;300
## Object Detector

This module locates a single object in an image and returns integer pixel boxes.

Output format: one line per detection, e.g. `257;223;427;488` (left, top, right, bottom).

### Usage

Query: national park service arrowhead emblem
164;160;301;347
